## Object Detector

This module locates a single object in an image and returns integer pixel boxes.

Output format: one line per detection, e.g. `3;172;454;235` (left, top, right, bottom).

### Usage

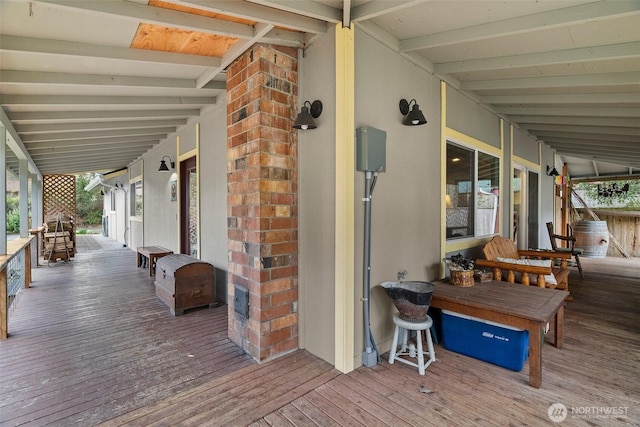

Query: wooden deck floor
1;242;639;426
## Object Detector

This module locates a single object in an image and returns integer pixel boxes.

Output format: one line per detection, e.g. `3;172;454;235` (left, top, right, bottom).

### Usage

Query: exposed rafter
400;1;640;51
0;35;222;68
435;42;640;74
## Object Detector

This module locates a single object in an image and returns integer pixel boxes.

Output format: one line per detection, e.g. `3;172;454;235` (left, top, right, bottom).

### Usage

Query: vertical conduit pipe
362;171;378;366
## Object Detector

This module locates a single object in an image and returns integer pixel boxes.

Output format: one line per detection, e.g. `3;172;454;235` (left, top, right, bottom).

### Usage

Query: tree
6;195;20;233
76;174;104;226
574;180;640;209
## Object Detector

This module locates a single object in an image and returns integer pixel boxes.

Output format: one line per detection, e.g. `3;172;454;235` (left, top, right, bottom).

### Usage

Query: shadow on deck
1;235;639;426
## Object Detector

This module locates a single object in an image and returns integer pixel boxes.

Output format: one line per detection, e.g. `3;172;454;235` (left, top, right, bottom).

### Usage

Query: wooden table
430;280;568;388
136;246;173;276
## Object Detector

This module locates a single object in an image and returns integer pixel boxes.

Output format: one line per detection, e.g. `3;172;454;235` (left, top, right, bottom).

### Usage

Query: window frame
445;140;501;241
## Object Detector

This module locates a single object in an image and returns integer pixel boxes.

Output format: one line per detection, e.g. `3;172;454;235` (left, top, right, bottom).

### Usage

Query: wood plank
0;246;253;426
1;234;639;426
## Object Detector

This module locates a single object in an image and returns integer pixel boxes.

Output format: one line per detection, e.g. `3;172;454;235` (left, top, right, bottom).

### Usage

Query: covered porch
1;234;638;426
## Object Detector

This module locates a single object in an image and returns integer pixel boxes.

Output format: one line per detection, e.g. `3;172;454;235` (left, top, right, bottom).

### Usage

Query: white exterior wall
140;103;228;301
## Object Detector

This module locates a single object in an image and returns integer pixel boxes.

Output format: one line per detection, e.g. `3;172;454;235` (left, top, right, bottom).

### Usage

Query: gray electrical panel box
356;127;386;172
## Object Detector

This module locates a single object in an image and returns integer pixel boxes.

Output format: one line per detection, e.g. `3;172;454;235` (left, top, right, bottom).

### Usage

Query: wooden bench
137;246;174;276
475;236;571;291
431;280;568;388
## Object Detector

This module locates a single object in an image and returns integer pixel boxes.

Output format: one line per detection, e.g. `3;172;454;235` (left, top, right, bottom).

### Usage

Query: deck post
0;267;6;340
25;241;31;289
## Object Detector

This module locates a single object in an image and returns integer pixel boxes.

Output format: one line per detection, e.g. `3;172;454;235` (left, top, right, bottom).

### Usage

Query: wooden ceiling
1;0;638;179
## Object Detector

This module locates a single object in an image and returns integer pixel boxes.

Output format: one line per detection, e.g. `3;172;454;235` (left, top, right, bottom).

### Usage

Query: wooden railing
1;236;34;340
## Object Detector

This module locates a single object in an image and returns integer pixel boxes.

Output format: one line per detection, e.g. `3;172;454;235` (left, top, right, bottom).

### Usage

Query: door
512;166;524;247
513;166;540;250
527;170;539;249
180;156;198;256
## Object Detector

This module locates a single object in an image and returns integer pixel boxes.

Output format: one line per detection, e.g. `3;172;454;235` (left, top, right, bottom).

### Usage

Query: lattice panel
43;175;77;222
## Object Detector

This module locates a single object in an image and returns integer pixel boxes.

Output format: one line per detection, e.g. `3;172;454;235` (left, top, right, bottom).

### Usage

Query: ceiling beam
15;119;186;134
461;72;640;91
483;93;640;105
521;124;640;136
355;20;436;77
534;131;637;143
245;0;342;24
507;115;640;128
0;35;221;68
1;95;216;106
7;109;201;123
30;145;153;159
351;0;429;22
499;106;640;117
572;173;640;183
24;136;163;149
0;70;226;91
33;144;153;163
34;157;137;170
401;1;640;51
545;145;640;157
174;0;328;34
37;0;256;38
0;108;42;179
196;22;273;88
33;150;147;163
434;42;640;74
20;128;172;143
28;136;158;150
546;151;640;168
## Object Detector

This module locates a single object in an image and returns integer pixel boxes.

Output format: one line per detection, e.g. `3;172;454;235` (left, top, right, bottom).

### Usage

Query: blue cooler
440;310;529;371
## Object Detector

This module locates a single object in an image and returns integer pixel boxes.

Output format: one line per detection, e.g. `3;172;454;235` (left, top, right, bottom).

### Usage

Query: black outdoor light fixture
546;165;560;176
399;98;427;126
159;155;175;171
293;100;323;130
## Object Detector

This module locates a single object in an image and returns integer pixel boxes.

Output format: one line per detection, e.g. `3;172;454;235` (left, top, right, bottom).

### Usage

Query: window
131;180;143;217
446;142;500;240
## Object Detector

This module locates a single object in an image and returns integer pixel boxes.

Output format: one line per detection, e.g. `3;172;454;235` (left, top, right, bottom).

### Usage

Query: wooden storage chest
154;254;215;316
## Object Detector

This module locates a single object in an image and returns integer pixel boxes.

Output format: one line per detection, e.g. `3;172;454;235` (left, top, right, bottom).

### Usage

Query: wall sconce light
114;181;124;189
293;100;322;130
159;155;175;171
546;165;559;176
399;98;427;126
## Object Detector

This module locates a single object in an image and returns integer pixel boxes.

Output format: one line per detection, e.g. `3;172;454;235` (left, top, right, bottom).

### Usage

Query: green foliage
575;180;640;208
6;195;20;233
76;174;104;226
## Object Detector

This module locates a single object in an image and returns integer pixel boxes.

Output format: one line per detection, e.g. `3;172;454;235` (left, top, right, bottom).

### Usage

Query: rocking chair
546;222;584;279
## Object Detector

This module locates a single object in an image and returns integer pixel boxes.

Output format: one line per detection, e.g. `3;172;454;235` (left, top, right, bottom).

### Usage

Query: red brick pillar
226;44;299;361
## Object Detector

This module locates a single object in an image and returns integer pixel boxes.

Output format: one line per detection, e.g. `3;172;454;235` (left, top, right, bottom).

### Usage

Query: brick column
226;44;299;361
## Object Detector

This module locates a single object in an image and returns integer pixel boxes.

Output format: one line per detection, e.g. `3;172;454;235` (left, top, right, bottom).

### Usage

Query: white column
30;175;42;266
19;159;29;238
30;175;41;229
0;125;6;254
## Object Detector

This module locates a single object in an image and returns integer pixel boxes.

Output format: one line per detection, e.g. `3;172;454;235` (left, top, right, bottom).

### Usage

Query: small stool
388;313;436;375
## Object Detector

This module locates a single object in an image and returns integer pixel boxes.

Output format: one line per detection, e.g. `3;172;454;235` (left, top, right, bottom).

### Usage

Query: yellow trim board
513;155;541;172
334;23;355;374
440;81;447;278
445;128;501;157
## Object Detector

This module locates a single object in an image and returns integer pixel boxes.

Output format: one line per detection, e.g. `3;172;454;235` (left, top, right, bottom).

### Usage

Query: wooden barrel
574;221;609;258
